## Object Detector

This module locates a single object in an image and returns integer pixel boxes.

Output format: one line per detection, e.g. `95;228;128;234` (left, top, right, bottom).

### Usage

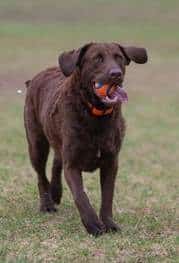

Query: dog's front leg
100;155;121;232
64;166;106;236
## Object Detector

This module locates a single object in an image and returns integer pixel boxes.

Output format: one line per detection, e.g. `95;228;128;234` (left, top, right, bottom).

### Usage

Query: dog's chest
77;140;102;172
73;132;117;172
62;115;123;172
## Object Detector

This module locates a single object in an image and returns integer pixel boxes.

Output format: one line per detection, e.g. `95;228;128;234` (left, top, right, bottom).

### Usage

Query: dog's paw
50;184;62;205
102;217;121;233
40;204;57;213
83;219;106;237
40;193;57;213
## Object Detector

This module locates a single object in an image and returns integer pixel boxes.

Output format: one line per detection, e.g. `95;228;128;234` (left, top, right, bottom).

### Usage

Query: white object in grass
17;89;22;94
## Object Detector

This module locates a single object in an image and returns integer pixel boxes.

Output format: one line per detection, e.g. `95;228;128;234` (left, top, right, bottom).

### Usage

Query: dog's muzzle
94;82;128;105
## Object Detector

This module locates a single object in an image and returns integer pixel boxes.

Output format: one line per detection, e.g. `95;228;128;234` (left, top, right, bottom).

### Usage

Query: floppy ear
119;45;148;65
58;43;92;77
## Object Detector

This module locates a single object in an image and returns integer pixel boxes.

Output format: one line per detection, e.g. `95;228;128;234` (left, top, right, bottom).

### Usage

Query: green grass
0;1;179;262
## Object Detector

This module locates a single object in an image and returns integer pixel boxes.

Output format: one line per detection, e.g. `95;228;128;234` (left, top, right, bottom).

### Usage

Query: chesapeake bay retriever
24;42;148;236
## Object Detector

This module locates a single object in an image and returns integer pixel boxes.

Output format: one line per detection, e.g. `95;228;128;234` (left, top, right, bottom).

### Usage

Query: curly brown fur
24;42;147;236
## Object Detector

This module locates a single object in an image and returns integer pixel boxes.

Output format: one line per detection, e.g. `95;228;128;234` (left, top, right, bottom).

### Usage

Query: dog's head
59;43;148;107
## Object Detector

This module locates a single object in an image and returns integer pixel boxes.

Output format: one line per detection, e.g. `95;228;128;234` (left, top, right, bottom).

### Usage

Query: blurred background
0;1;178;262
0;0;179;86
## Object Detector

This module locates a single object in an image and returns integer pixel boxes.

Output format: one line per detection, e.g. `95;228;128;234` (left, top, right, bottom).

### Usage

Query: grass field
0;1;179;262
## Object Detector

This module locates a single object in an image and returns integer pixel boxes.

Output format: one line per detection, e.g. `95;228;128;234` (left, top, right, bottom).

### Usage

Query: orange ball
95;84;109;97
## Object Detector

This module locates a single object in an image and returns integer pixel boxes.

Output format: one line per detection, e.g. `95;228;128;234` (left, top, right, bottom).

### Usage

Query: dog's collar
87;102;113;117
80;90;113;117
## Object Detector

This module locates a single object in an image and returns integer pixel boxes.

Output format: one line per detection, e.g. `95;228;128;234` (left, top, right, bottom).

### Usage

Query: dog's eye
94;54;104;63
114;54;123;61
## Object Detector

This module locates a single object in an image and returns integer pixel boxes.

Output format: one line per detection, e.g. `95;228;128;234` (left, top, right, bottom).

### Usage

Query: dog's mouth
93;82;128;106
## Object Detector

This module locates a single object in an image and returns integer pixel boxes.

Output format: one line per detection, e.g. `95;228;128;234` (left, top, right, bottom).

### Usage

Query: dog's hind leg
50;155;63;205
28;134;57;212
24;106;56;213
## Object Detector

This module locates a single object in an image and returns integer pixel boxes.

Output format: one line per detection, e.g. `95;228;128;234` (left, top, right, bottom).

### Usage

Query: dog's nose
109;68;122;78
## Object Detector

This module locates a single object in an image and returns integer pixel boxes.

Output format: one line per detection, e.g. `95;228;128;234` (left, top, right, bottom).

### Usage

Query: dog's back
25;67;65;124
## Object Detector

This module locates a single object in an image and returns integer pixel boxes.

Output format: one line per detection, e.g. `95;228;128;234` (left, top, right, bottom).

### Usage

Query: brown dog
24;42;148;236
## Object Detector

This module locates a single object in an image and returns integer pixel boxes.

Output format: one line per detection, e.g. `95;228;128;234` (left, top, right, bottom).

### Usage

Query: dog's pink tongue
111;86;128;103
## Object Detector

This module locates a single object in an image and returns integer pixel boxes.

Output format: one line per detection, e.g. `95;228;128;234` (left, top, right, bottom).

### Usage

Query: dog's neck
79;90;114;117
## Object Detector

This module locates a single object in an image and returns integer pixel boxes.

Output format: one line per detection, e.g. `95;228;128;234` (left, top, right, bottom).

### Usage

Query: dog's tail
25;80;31;88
